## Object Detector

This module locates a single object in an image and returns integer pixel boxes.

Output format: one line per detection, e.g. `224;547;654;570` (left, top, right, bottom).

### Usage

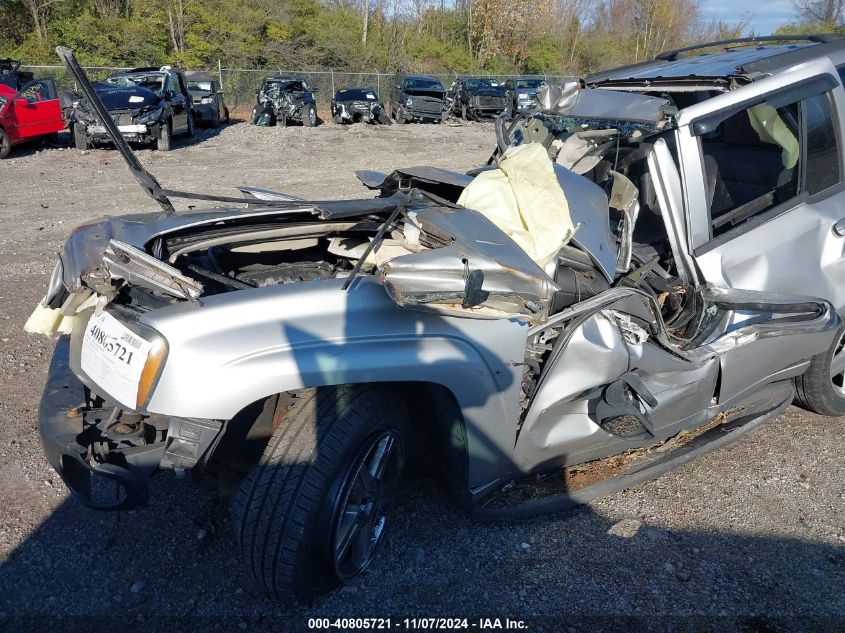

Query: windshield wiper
341;204;407;291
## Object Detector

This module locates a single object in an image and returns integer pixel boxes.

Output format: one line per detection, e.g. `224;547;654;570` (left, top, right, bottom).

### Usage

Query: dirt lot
0;121;844;631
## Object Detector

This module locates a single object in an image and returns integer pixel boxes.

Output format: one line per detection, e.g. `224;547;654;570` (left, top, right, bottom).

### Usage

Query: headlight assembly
134;107;164;126
405;97;413;107
75;108;96;123
201;96;214;104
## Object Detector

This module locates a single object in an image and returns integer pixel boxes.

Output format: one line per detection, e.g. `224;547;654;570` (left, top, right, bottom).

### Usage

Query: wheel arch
214;380;473;504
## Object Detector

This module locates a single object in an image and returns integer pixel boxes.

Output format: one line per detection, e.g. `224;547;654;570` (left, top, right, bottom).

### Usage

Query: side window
702;86;845;240
702;99;800;236
804;92;840;195
165;74;179;95
16;78;57;103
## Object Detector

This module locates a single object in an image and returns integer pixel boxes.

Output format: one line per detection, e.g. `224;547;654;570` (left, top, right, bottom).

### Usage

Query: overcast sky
700;0;798;35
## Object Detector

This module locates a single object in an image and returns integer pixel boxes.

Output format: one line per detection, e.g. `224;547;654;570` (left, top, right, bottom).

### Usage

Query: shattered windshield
106;73;165;96
543;115;665;137
187;80;213;92
464;78;502;90
336;88;377;101
266;79;306;93
404;78;443;91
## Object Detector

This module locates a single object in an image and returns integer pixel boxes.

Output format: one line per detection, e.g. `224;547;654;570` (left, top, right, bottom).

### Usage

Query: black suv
185;71;229;128
446;77;508;119
251;75;317;127
68;66;195;151
0;58;34;90
390;75;445;123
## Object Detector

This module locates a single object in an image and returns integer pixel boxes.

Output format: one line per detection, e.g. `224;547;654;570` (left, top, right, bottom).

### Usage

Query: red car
0;62;66;159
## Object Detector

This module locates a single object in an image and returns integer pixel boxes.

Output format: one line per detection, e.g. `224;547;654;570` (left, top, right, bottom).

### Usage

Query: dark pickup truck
389;75;445;123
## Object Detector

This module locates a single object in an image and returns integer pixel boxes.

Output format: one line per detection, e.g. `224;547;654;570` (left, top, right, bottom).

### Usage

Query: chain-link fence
217;68;578;116
21;64;577;118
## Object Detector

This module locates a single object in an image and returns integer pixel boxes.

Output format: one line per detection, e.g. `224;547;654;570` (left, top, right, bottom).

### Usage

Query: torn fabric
457;143;576;266
748;103;799;169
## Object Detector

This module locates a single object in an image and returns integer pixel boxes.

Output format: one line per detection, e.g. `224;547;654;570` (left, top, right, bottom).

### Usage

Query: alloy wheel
831;331;845;395
326;430;403;579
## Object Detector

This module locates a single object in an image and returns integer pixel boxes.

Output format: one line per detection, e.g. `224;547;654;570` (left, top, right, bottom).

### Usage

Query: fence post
330;68;335;96
218;60;223;89
376;72;380;96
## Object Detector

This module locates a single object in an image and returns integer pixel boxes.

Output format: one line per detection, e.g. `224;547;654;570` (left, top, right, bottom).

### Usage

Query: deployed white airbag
457;143;575;266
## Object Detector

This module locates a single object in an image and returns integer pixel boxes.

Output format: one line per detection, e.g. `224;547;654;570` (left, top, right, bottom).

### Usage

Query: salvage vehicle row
0;58;552;157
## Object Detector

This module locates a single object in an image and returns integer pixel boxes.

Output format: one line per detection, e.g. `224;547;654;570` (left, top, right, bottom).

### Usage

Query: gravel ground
0;121;843;632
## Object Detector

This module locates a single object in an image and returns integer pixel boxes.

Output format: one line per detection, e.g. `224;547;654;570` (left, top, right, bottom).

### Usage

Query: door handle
834;218;845;237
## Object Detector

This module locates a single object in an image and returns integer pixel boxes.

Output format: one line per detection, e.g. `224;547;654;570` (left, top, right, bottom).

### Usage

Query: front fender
142;277;528;488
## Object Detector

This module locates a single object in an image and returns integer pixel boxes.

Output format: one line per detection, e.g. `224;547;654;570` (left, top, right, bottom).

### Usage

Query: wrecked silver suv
33;40;845;604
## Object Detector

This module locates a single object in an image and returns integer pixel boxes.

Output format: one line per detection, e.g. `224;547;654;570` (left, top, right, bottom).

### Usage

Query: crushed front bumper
192;104;216;123
406;111;443;121
39;336;223;511
39;336;162;510
469;107;506;117
87;122;157;144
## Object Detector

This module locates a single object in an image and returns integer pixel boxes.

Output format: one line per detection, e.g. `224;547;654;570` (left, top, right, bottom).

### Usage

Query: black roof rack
656;34;843;62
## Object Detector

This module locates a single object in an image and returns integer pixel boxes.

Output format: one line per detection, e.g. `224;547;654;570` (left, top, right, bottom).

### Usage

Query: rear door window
701;89;842;239
16;78;57;103
803;92;841;195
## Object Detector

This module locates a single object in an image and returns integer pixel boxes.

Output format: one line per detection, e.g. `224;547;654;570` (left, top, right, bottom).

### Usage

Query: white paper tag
129;95;144;103
81;312;151;408
366;94;376;100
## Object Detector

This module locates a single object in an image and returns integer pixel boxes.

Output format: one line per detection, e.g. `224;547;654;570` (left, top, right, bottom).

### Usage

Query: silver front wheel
327;430;403;579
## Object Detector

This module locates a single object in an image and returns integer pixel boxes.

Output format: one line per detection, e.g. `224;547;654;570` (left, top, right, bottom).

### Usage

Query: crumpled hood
50;192;411;296
337;99;377;108
93;82;161;111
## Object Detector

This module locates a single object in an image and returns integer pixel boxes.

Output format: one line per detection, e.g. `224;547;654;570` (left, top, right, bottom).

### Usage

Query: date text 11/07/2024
307;618;529;630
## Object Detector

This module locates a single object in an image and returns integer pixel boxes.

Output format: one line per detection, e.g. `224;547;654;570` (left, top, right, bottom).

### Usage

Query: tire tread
231;385;405;603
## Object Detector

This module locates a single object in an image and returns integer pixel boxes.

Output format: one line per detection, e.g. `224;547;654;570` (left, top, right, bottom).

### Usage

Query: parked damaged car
505;76;546;111
390;75;445;123
68;66;195;151
446;76;509;120
0;68;65;159
330;87;390;125
0;58;35;90
251;75;317;127
185;71;229;127
32;41;845;604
